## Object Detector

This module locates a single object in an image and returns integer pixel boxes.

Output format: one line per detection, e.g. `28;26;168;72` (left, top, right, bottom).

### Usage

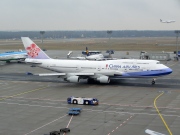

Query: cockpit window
157;62;160;64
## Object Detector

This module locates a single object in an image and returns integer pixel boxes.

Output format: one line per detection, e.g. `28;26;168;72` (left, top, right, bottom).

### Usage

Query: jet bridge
140;51;171;61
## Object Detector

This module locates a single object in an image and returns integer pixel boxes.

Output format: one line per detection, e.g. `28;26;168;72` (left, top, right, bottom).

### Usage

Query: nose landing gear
151;78;156;85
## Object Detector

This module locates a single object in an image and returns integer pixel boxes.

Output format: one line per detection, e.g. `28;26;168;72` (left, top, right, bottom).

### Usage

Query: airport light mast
175;30;180;59
40;31;45;43
107;30;113;40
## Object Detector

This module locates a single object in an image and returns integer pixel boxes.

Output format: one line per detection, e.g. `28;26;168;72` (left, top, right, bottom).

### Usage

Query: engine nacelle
97;76;110;83
65;76;80;83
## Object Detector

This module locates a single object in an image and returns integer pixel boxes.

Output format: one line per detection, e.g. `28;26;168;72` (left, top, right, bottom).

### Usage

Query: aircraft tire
152;80;155;85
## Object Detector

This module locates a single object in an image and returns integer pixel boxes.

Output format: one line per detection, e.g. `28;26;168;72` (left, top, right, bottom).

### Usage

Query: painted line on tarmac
154;92;173;135
84;109;180;117
169;62;178;67
63;115;74;135
66;115;73;128
0;101;180;118
0;86;48;101
24;114;67;135
1;96;180;111
0;96;66;102
115;108;124;110
46;102;58;105
166;111;176;113
0;101;69;109
1;85;18;90
133;109;144;111
107;115;134;135
101;103;180;110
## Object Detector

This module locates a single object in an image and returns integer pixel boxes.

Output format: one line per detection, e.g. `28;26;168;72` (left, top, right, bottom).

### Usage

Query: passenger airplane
67;47;114;60
21;37;172;84
0;50;27;63
160;19;175;23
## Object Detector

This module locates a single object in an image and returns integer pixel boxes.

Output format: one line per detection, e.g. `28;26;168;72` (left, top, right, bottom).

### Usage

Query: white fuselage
26;58;172;78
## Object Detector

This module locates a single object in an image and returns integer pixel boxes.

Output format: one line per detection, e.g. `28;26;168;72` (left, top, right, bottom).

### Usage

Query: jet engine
65;76;80;83
97;76;110;83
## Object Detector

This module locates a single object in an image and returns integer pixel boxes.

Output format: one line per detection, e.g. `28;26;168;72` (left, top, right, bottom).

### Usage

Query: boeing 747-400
21;37;172;84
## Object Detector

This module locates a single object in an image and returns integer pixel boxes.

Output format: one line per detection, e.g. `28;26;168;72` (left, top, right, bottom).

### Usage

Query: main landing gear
151;78;156;85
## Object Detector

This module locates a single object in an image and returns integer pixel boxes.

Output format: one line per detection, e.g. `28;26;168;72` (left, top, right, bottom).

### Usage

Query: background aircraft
22;37;172;84
0;50;27;63
67;47;114;60
160;19;175;23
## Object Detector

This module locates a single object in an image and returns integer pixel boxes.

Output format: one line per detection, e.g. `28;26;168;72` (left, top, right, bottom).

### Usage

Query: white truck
67;96;99;105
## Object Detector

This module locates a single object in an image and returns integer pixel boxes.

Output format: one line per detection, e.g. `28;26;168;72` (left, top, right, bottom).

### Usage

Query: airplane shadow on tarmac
63;78;180;89
0;73;179;89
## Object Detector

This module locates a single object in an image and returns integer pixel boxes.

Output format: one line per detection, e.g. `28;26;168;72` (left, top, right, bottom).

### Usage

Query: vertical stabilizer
21;37;50;59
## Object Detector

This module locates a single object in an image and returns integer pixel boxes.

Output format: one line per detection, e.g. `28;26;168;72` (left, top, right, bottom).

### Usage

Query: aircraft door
97;65;101;71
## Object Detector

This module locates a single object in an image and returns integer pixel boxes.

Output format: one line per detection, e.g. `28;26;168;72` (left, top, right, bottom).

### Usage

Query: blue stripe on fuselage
112;68;172;78
0;51;26;56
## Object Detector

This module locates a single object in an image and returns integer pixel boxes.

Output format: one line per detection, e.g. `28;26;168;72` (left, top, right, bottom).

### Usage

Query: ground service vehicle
60;128;70;133
68;108;82;115
49;131;60;135
69;108;82;112
67;96;99;105
68;110;80;115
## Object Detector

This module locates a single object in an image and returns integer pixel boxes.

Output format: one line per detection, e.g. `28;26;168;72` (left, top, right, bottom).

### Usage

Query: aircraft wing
38;73;94;76
34;71;122;77
38;73;66;76
145;129;166;135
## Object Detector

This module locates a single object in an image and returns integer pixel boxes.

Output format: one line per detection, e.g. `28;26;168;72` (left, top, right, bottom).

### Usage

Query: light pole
107;30;113;40
40;31;45;43
175;30;180;59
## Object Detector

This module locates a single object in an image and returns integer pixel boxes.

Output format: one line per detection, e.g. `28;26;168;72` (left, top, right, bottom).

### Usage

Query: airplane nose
165;68;173;75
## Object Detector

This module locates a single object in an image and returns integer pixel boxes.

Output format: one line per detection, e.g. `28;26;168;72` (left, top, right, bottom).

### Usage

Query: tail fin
160;19;162;22
21;37;50;59
86;47;89;56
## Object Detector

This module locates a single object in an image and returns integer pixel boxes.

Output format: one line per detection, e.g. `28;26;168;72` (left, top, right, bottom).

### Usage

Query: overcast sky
0;0;180;31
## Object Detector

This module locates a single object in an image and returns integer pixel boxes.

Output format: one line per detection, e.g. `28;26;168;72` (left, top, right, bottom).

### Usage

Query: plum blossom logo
26;43;40;58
